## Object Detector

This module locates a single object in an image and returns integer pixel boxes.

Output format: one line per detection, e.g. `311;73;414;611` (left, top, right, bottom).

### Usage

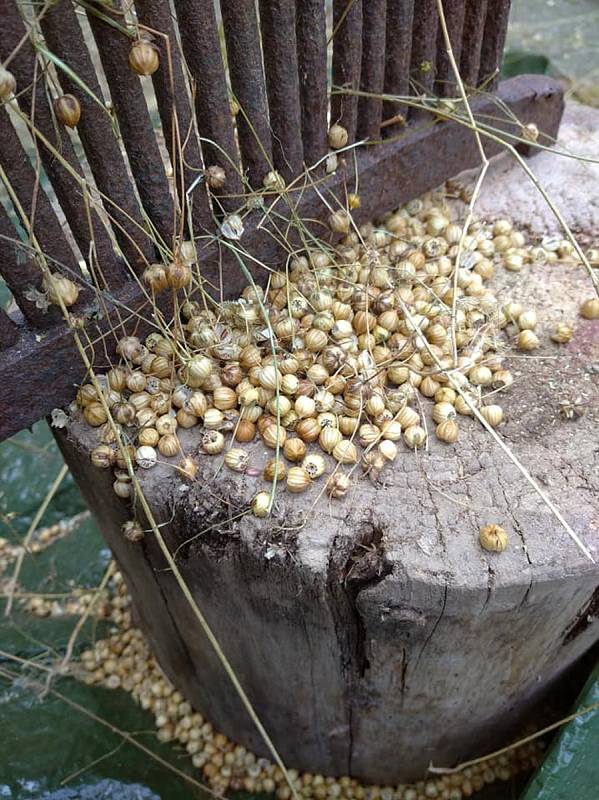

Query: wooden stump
56;259;599;784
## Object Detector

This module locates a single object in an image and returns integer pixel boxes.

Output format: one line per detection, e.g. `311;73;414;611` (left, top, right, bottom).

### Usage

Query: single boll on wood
327;124;348;149
479;523;509;553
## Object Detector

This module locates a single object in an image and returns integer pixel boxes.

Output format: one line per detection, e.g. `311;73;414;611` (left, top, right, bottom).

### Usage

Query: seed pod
302;453;326;479
0;67;17;99
178;456;198;481
468;365;493;386
158;433;179;457
267;395;292;417
329;210;351;235
517;310;537;331
143;264;168;293
480;405;504;427
224;448;249;473
112;402;136;426
296;418;321;443
283;437;306;462
54;94;81;128
580;298;599;320
205;165;226;189
251;491;271;518
479;524;508;553
129;39;160;76
213;386;237;411
551;323;573;344
166;262;191;290
90;444;115;468
378;440;397;462
263;458;287;482
517;330;539;351
155;414;177;436
359;424;380;447
138;427;159;446
403;425;426;448
397;406;419;429
263;170;285;191
436;419;459;443
258;365;281;391
84;402;108;427
44;272;79;307
113;479;132;499
332;440;358;464
287;466;312;493
235;419;256;443
135;445;157;469
262;423;286;449
176;408;197;429
123;520;144;542
295;396;316;419
327;472;350;499
491;369;513;389
328;124;348;149
184;356;213;386
319;427;342;453
117;335;143;362
201;430;224;455
381;420;402;441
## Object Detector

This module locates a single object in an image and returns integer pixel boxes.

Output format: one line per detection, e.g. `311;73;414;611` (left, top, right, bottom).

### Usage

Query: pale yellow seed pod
203;408;224;429
213;387;238;411
302;453;326;479
381;420;402;441
319;427;342;453
158;433;179;457
295;396;316;419
403;425;426;448
251;492;271;518
480;405;504;427
328;124;348;149
397;406;419;429
332;440;358;464
262;424;287;449
469;365;493;386
359;424;380;447
287;466;312;493
551;323;573;344
224;448;249;472
284;437;306;462
580;298;599;320
436;419;459;443
378;440;397;462
517;330;540;351
479;524;508;553
518;310;537;331
432;402;456;424
201;430;224;455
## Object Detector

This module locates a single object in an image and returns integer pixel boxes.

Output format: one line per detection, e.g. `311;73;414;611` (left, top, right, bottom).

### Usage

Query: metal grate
0;0;563;440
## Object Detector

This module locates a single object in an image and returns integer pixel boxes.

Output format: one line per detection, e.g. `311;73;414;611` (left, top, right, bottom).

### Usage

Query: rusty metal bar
0;205;60;328
357;0;387;141
296;0;328;170
134;0;213;236
1;2;124;285
0;107;80;278
479;0;511;89
410;0;439;105
173;0;243;208
331;0;363;143
259;0;304;183
0;308;19;350
383;0;414;129
86;1;174;245
40;0;155;274
0;74;564;442
435;0;466;97
460;0;488;87
220;0;273;188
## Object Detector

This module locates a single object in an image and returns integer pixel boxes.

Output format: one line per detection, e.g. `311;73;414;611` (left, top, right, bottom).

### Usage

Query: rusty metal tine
0;204;60;328
40;0;155;273
357;0;387;141
383;0;414;130
173;0;243;210
331;0;363;143
134;0;214;237
259;0;304;183
2;2;125;284
460;0;488;88
86;0;174;245
0;307;19;350
0;107;80;278
479;0;512;89
410;0;439;113
296;0;328;170
220;0;273;188
435;0;467;97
